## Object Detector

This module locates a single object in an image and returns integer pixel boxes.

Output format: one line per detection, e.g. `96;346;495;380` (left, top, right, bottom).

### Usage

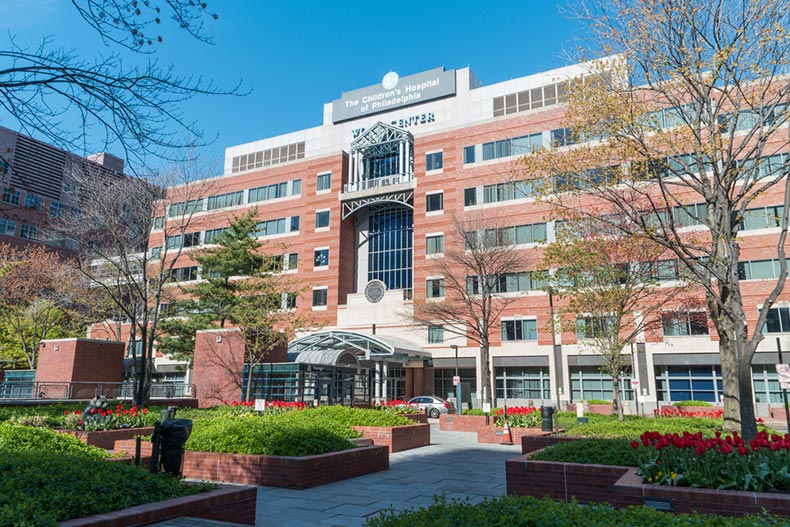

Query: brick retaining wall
114;440;389;489
60;485;257;526
506;454;790;517
439;414;490;432
62;427;155;450
351;423;430;452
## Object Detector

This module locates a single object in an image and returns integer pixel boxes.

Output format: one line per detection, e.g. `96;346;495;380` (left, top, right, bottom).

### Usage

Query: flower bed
505;450;790;517
60;485;257;527
115;439;389;489
656;406;724;418
351;423;430;452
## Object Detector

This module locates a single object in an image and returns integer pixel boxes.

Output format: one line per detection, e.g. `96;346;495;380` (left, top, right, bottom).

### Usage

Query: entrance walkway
254;420;522;527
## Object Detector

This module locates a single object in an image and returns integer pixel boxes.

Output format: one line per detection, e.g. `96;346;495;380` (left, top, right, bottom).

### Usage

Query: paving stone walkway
254;421;522;527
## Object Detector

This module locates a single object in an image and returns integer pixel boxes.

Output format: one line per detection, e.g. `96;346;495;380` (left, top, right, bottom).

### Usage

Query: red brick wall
115;440;388;489
63;427;155;450
59;485;257;526
506;455;790;517
192;329;245;407
351;424;430;453
477;426;553;445
36;339;125;398
439;414;491;432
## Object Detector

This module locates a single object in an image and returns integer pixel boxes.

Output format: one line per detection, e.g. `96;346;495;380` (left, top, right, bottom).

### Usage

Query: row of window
230;141;305;173
493;80;570;118
2;187;79;219
166;179;303;219
484;364;784;404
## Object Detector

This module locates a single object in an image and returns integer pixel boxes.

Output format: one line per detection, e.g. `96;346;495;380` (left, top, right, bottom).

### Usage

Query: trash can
158;418;193;477
540;405;555;432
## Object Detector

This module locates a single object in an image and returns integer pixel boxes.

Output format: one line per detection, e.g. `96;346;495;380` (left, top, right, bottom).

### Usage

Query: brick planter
115;440;389;489
351;423;430;452
677;405;717;416
519;434;579;454
439;414;490;432
60;485;257;526
477;426;548;445
400;412;429;424
587;403;613;415
506;454;790;518
61;427;154;450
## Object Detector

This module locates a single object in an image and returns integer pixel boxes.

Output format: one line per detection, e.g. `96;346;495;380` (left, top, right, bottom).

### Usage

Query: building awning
287;330;429;362
286;348;360;368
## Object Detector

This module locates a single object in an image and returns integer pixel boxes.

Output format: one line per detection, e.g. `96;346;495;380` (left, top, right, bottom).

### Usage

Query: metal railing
0;381;194;400
343;172;413;194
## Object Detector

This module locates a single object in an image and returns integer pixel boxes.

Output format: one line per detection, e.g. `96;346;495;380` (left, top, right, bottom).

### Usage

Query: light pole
451;344;461;414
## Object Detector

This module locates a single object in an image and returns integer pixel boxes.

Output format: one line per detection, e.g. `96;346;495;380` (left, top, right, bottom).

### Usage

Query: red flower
630;441;639;449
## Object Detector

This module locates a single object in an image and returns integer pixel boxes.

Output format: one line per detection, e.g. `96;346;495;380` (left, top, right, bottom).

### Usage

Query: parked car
408;396;455;418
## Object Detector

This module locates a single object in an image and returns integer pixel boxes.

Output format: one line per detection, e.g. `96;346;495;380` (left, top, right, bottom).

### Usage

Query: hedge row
364;495;784;527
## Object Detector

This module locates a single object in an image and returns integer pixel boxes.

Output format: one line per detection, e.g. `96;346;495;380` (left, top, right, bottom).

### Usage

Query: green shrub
586;399;611;405
462;408;502;415
306;405;414;427
0;450;214;526
0;423;108;459
530;439;639;466
185;413;357;456
561;415;723;439
672;400;713;407
364;495;783;527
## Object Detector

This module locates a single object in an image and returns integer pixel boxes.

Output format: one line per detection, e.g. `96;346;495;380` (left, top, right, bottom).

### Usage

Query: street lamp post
451;345;461;414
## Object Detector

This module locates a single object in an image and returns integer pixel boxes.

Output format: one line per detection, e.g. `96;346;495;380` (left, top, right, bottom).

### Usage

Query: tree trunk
737;341;758;441
612;370;624;421
244;362;254;402
717;319;742;432
480;340;493;407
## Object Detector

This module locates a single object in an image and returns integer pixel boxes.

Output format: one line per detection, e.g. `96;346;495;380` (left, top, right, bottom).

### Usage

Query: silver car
408;396;455;418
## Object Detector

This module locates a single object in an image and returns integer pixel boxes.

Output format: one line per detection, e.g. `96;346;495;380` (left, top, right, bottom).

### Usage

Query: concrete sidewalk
254;421;521;527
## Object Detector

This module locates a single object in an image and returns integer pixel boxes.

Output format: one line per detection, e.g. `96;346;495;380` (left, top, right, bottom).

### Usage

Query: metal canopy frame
288;330;428;362
350;122;414;153
341;191;414;220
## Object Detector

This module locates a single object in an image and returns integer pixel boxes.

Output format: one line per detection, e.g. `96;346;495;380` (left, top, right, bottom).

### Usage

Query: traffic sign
630;379;640;388
452;375;460;386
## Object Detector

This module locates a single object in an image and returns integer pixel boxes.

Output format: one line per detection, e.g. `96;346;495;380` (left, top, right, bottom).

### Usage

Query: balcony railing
0;381;194;400
343;173;413;194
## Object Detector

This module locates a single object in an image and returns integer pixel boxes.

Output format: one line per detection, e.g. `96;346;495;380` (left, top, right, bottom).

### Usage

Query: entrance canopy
287;330;428;362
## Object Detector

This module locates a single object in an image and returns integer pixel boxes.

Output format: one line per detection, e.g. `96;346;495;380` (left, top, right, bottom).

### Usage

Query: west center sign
332;67;456;123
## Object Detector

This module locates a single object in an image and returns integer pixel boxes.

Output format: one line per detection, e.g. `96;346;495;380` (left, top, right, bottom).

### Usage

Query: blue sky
3;1;583;175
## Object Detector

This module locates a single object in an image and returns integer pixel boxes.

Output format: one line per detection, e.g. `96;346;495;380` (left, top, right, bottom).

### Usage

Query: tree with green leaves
521;0;790;439
157;209;308;398
544;217;697;420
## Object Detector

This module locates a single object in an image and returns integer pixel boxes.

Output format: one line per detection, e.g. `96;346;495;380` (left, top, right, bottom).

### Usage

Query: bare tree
0;1;241;170
48;159;214;405
411;216;536;407
520;0;790;438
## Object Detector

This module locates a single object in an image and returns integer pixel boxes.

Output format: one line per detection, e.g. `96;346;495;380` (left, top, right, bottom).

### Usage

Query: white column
375;362;381;400
405;141;411;179
382;362;389;400
399;142;404;179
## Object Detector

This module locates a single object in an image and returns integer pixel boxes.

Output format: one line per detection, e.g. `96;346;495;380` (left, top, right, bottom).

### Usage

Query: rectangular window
765;307;790;333
427;325;444;344
312;288;328;307
150;246;162;260
165;235;182;249
426;152;443;171
463;146;476;164
464;188;477;206
315;210;330;229
314;248;329;267
248;179;299;203
207;190;244;211
426;193;444;213
170;266;198;282
19;224;37;240
740;205;784;231
426;278;445;299
501;319;538;341
0;218;16;236
153;216;165;230
316;173;331;191
182;232;201;248
576;316;617;339
24;194;41;211
290;216;300;232
738;258;787;280
203;227;226;244
496;366;551;400
662;311;709;336
49;201;67;217
292;179;302;195
2;187;20;206
426;234;444;255
655;365;721;403
572;366;635;402
285;252;298;271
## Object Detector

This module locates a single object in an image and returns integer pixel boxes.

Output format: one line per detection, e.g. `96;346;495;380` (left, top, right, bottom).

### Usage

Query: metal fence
0;381;194;400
